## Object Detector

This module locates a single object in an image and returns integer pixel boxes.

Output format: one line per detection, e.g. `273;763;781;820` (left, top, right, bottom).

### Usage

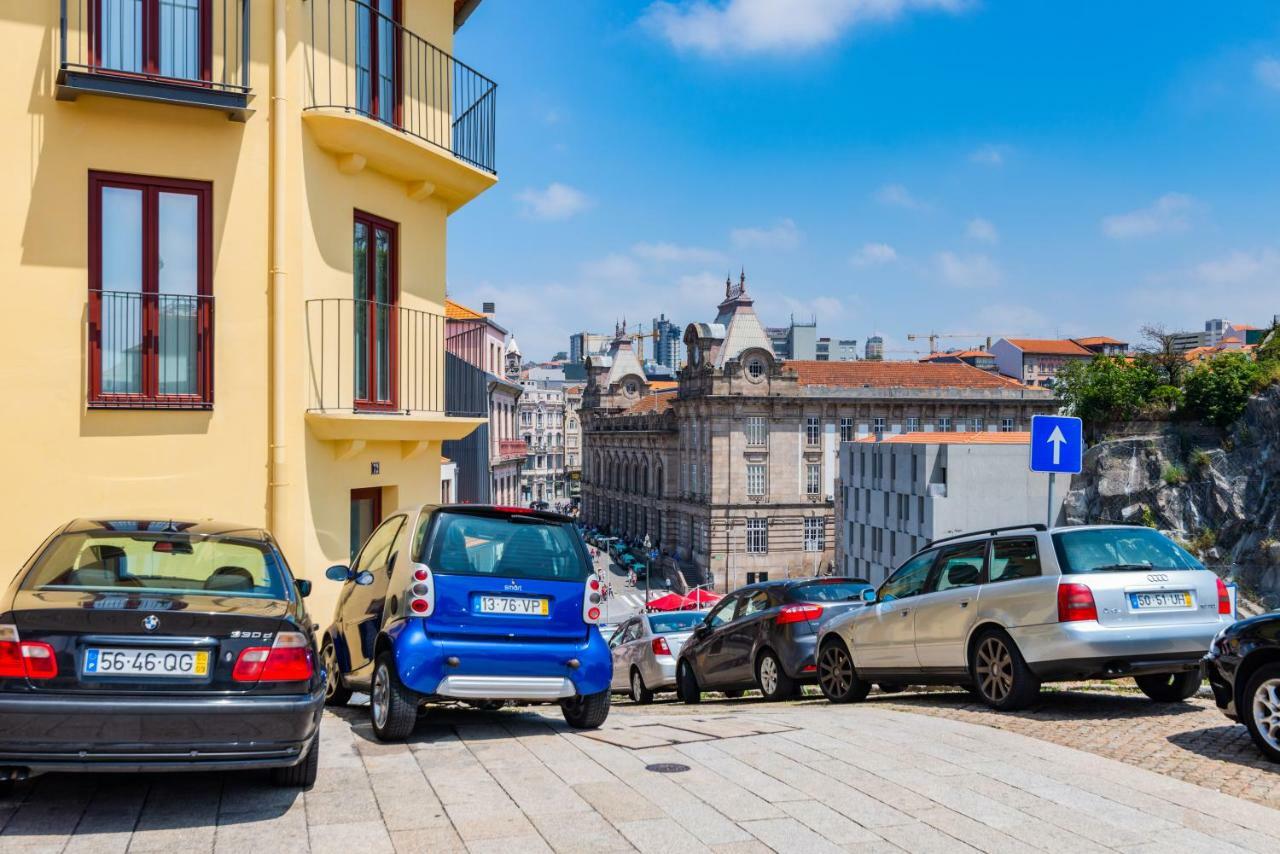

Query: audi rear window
419;511;589;581
23;532;288;599
789;580;873;602
648;612;706;633
1052;528;1204;574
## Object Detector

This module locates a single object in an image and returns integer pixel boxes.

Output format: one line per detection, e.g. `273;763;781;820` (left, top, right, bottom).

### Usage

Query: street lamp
642;533;652;607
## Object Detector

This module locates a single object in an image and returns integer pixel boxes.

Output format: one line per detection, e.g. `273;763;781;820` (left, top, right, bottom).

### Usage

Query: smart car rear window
420;511;589;581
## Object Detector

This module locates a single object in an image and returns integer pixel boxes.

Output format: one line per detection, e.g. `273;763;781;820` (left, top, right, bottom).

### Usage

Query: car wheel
1135;671;1202;703
756;650;798;701
370;653;418;741
969;630;1040;711
321;639;352;707
271;734;319;789
676;660;702;704
817;639;870;704
562;689;610;729
1243;663;1280;763
630;669;654;705
876;683;906;695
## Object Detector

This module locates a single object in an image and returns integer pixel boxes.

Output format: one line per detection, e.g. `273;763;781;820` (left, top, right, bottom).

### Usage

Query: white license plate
83;648;211;677
1128;591;1193;610
476;596;549;616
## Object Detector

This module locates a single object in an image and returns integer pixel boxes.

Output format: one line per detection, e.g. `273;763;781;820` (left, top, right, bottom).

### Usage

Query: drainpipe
268;0;288;533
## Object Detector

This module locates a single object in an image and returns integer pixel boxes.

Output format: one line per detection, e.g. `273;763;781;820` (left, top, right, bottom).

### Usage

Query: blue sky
450;1;1280;361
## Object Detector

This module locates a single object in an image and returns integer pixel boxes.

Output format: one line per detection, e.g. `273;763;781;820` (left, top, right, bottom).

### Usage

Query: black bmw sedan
1204;610;1280;763
0;519;324;786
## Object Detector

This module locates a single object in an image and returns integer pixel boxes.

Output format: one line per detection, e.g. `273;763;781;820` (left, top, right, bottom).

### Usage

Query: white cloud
1194;248;1280;286
935;251;1002;288
969;143;1010;166
1255;57;1280;92
875;183;930;211
631;242;726;264
579;253;642;283
850;242;898;267
966;217;999;244
729;218;802;250
1100;193;1193;239
640;0;970;55
516;182;592;221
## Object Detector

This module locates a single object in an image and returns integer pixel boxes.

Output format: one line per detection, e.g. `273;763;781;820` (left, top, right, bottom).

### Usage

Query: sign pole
1046;472;1055;528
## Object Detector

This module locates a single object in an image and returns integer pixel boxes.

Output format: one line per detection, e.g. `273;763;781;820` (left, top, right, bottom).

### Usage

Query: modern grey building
835;433;1067;584
652;314;683;370
767;317;818;360
865;335;885;361
817;337;859;362
569;331;611;363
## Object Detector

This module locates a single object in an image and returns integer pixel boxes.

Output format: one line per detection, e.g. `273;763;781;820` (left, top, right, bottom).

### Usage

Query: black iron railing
59;0;251;107
304;0;497;173
305;297;446;415
88;289;214;407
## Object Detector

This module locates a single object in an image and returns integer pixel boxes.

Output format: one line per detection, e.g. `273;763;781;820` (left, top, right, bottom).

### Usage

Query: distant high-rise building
865;335;884;361
787;318;817;360
569;331;611;363
652;314;683;369
817;336;858;361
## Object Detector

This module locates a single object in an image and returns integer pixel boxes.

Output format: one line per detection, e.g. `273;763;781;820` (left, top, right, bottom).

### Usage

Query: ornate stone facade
580;275;1059;591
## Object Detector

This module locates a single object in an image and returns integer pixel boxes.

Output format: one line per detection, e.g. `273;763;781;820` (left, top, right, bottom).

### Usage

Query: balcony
57;0;252;120
303;0;497;210
494;439;528;463
304;297;484;454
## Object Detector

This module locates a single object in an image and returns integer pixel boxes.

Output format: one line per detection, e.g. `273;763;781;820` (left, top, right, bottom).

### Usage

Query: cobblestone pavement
2;696;1279;853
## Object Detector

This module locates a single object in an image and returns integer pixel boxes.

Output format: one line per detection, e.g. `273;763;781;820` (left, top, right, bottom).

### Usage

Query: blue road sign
1029;414;1084;474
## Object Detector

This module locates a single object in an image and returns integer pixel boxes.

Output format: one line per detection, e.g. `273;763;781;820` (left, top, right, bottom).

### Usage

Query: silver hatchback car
608;611;707;703
816;524;1234;710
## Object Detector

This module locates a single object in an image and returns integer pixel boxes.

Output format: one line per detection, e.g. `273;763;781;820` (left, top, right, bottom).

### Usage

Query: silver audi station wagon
816;524;1233;710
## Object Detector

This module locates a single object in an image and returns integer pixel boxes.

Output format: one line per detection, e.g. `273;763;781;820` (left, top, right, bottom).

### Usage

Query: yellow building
1;0;494;619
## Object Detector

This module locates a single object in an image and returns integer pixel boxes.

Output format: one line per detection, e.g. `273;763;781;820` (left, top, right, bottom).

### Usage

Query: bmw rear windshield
418;511;590;581
1052;527;1204;574
22;531;289;598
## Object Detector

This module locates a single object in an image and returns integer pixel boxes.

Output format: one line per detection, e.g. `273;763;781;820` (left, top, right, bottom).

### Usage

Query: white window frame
805;462;821;495
803;517;824;552
839;416;853;442
745;416;767;447
746;518;768;554
1001;417;1015;432
805;416;820;445
746;463;766;497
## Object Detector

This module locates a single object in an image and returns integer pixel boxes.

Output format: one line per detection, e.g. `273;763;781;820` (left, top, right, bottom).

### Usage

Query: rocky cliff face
1063;385;1280;603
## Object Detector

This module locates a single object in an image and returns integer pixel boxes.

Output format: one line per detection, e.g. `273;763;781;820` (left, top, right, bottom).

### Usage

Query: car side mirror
353;571;375;586
325;564;351;582
862;588;877;603
694;623;710;637
295;578;313;598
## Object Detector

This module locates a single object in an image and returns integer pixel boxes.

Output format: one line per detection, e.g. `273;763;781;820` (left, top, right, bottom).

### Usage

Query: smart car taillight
583;572;605;624
233;631;314;682
1057;583;1098;622
406;563;434;618
776;604;823;625
651;637;671;656
0;625;57;680
1216;577;1231;615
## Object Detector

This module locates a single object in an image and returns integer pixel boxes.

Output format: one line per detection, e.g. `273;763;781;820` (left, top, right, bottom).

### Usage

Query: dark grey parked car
675;577;873;702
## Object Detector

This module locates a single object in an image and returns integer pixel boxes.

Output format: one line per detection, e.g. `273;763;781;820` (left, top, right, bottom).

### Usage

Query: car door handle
900;610;910;617
959;600;970;608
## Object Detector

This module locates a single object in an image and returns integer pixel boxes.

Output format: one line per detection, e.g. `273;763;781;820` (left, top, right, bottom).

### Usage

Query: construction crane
906;332;1000;353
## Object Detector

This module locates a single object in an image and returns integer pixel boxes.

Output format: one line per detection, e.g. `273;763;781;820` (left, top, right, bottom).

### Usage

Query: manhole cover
645;763;690;774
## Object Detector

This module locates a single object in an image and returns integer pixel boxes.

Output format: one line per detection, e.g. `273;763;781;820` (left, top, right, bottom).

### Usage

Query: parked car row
620;522;1279;765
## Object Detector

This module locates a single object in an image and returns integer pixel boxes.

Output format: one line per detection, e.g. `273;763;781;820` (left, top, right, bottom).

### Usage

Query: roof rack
926;523;1047;549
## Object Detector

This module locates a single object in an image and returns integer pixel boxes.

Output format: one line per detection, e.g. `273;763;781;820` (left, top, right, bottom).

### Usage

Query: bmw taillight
1057;583;1098;623
1216;577;1231;616
583;573;604;624
233;631;314;683
406;564;435;617
776;604;823;625
0;624;57;680
651;636;672;656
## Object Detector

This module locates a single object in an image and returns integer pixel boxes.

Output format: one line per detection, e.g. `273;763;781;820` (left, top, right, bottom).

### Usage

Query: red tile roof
786;360;1029;390
649;380;679;391
921;349;993;361
856;431;1032;445
1005;338;1093;356
445;299;486;321
625;389;677;414
1073;336;1127;346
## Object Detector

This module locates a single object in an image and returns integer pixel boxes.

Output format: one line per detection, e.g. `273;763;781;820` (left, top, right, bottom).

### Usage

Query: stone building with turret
579;273;1058;591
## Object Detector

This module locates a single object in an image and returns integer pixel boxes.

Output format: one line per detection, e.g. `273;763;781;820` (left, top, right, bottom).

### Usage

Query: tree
1055;356;1160;428
1182;352;1263;428
1137;323;1187;388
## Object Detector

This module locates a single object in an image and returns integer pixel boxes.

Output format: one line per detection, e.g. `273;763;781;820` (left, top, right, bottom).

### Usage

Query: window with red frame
354;0;403;126
353;211;398;411
92;0;212;83
89;172;213;408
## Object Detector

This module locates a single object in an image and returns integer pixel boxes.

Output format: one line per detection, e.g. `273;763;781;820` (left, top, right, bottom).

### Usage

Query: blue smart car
321;505;612;739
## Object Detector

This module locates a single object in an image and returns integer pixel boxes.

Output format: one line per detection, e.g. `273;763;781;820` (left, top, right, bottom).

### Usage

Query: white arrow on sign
1047;425;1067;465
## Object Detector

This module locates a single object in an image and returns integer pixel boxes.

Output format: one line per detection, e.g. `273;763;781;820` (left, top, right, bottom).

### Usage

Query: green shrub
1189;449;1212;473
1183;352;1264;428
1161;465;1187;486
1187;528;1216;557
1140;506;1158;528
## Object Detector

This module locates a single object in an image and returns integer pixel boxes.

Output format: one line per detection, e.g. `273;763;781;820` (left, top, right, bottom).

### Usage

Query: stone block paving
0;695;1278;852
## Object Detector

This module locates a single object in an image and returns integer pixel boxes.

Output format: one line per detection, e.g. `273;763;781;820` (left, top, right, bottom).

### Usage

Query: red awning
645;592;694;612
684;588;722;605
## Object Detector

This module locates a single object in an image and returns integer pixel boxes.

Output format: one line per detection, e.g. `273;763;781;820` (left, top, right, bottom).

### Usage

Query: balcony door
354;0;401;126
353;211;398;411
93;0;210;83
